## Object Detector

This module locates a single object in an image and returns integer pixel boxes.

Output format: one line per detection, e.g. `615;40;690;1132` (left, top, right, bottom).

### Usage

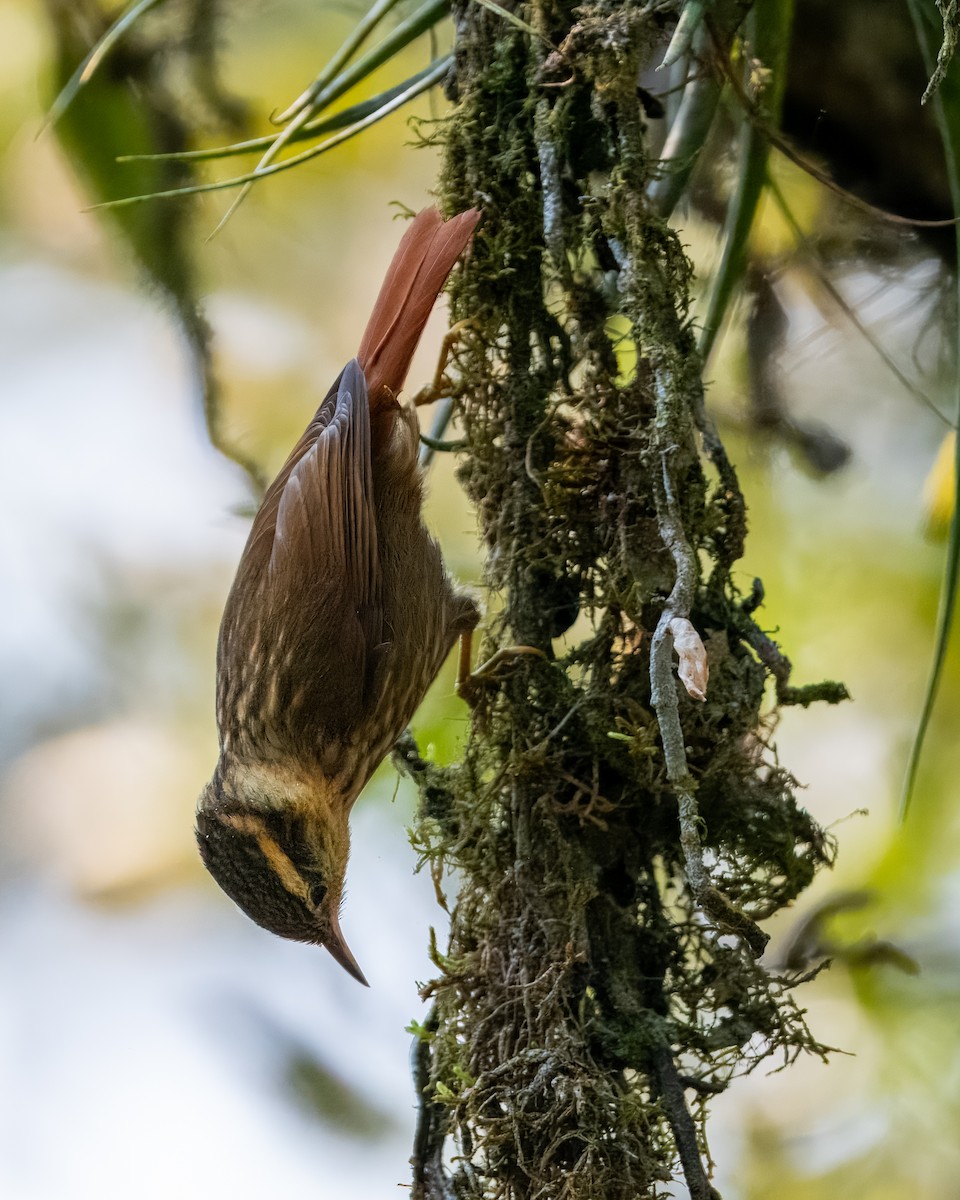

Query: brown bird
196;208;481;984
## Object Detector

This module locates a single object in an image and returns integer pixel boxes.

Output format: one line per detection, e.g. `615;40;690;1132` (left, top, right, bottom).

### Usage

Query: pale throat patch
221;812;312;905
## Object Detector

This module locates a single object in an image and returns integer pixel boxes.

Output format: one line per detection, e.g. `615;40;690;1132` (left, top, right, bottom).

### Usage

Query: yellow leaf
923;430;956;541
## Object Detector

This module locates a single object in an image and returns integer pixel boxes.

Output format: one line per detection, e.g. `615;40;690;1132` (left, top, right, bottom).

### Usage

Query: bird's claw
456;636;547;707
411;319;481;408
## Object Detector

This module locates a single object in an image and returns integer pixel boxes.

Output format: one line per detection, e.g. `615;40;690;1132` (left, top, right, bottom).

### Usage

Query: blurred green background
1;2;959;1197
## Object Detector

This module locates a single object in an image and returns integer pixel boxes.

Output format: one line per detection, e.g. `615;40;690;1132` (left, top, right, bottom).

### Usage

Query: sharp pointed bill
325;907;369;987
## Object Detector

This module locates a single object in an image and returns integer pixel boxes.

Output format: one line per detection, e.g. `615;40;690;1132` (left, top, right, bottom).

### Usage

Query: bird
196;207;481;985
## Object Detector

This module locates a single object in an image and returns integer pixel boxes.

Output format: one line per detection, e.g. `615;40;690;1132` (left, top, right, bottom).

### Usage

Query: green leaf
94;58;451;212
116;60;451;164
43;0;166;133
210;0;450;233
698;0;794;362
273;0;410;126
659;0;708;71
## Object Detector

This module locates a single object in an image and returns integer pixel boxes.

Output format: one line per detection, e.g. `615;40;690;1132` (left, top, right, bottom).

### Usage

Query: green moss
402;3;841;1197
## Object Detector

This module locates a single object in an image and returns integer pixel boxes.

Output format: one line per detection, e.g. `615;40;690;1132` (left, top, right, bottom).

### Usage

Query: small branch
534;98;567;272
651;455;769;957
651;1042;720;1200
410;1007;454;1200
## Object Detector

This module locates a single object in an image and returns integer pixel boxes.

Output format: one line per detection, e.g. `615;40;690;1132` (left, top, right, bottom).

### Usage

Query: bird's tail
357;207;479;451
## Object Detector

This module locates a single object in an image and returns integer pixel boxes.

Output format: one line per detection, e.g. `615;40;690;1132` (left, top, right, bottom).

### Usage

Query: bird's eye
308;880;327;908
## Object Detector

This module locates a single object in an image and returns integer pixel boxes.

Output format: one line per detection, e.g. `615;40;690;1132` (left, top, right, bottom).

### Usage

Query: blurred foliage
42;0;266;487
900;0;960;819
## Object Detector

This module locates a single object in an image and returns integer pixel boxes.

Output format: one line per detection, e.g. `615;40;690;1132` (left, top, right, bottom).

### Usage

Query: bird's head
195;771;367;985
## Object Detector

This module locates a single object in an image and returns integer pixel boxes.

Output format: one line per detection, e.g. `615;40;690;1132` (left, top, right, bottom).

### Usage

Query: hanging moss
401;3;846;1197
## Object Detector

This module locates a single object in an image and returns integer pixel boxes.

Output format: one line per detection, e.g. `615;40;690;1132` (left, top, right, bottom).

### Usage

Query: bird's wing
271;359;377;608
217;360;383;755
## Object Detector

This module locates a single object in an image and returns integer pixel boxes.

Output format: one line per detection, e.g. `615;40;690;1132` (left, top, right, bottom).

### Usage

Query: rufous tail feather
357;207;479;453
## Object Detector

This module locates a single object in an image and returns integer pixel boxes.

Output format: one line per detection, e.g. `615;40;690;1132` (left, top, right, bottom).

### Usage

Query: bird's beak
326;908;369;987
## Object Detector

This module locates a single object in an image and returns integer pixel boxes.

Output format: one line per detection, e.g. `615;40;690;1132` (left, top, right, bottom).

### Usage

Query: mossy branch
397;2;840;1198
